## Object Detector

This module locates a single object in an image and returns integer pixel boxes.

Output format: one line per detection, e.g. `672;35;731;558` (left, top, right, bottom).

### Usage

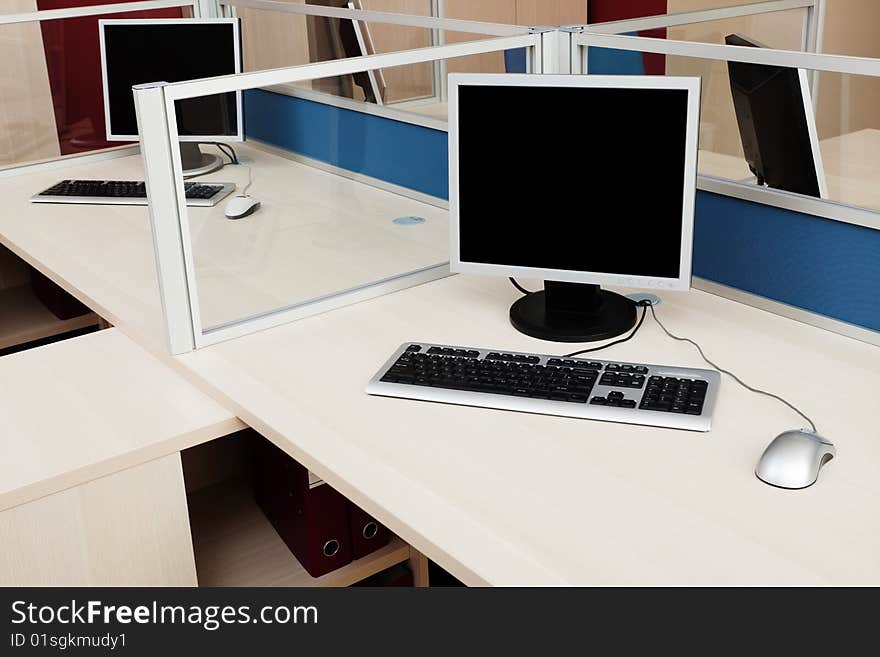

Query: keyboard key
590;396;606;405
406;344;422;352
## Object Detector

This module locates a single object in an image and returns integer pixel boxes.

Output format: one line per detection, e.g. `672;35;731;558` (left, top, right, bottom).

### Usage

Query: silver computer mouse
755;429;836;489
224;194;261;220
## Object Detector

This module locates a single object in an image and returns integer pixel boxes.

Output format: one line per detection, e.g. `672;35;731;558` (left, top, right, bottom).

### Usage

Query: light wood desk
0;144;443;586
176;274;880;586
2;142;878;586
0;328;245;585
0;143;447;336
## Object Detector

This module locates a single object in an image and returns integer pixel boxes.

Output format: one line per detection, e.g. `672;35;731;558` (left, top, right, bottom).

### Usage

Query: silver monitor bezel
448;73;701;292
99;17;244;143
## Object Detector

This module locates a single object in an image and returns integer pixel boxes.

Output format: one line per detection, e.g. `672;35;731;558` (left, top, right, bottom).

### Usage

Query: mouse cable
240;162;254;195
217;151;253;196
646;302;818;433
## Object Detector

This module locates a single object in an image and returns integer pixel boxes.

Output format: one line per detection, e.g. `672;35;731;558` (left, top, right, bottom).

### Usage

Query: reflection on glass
585;29;880;214
0;6;192;169
184;143;448;332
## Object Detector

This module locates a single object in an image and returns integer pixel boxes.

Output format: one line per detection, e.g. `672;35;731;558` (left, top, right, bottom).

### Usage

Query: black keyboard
31;179;235;207
366;342;721;432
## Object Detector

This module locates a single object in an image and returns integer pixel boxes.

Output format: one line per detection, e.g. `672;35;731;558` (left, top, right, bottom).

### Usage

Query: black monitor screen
103;22;239;138
456;85;691;279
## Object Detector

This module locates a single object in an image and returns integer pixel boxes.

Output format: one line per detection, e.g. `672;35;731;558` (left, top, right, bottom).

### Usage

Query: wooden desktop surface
176;274;880;586
0;142;447;344
2;142;878;585
0;328;244;512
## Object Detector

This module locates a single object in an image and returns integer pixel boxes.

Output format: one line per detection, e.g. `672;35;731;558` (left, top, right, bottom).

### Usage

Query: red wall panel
37;0;183;154
587;0;668;75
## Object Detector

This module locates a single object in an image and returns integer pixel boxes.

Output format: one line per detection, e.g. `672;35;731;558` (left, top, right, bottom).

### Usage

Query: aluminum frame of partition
134;12;544;354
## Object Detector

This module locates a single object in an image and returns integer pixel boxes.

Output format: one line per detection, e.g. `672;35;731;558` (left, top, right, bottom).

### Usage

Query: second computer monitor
725;33;828;198
449;74;700;343
100;18;242;176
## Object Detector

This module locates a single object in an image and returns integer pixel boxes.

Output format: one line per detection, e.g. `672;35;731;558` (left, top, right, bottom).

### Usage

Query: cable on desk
562;301;650;358
509;277;534;296
213;142;239;165
647;302;818;433
209;143;253;195
240;162;254;196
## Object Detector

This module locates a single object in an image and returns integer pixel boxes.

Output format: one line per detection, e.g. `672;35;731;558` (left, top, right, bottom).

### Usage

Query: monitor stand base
509;281;637;343
180;142;224;178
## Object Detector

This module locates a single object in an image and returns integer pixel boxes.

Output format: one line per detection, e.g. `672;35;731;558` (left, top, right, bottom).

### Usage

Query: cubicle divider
8;2;875;354
572;9;880;342
135;4;542;354
242;89;448;200
133;1;880;355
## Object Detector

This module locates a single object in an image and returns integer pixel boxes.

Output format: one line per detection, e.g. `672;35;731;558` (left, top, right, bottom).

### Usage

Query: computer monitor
449;74;700;343
725;34;828;198
99;18;243;177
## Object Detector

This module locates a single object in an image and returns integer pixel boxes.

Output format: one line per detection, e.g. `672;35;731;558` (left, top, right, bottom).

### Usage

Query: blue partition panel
693;192;880;332
586;46;645;75
244;89;448;199
245;89;880;333
504;48;528;73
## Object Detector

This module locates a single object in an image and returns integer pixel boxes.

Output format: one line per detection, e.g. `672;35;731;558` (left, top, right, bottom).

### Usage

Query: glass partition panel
174;95;448;333
814;71;880;211
0;5;194;169
582;39;880;214
238;6;437;103
238;5;311;73
387;42;530;122
818;2;880;58
665;7;806;49
236;4;528;123
664;0;880;59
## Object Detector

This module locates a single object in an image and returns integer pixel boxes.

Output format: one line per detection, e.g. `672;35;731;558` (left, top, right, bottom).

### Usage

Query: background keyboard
31;179;235;207
366;342;721;432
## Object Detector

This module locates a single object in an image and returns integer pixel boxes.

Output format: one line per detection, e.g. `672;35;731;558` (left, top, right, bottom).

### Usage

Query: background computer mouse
755;429;835;489
224;194;260;220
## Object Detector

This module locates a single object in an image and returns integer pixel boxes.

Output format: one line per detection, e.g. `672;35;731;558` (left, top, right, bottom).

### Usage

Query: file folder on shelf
253;439;353;577
347;501;391;560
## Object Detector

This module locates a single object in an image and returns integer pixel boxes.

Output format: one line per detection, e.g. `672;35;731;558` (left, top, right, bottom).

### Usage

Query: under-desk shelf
188;479;411;587
0;284;99;351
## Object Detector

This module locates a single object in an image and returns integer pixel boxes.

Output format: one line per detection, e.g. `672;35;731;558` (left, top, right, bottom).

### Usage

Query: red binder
347;501;390;560
253;439;353;577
